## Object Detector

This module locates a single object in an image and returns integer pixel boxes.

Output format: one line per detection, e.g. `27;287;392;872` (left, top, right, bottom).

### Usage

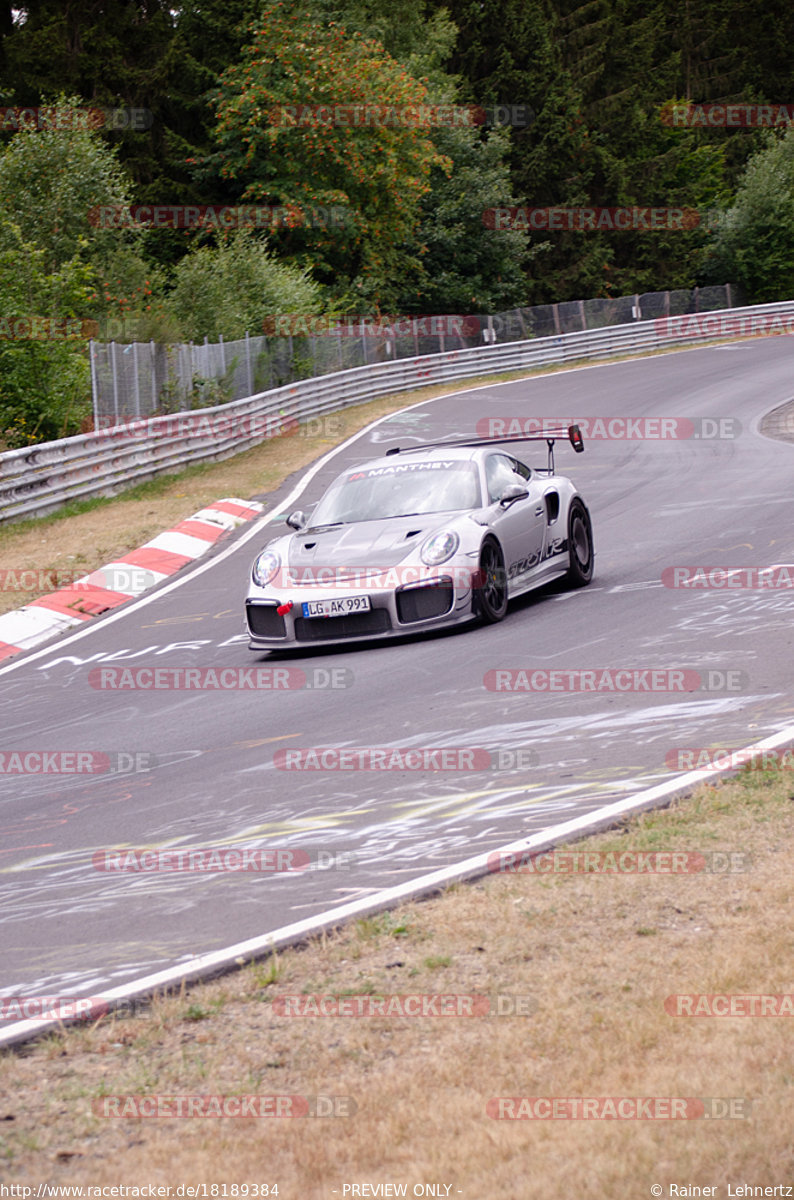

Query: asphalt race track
1;338;793;1024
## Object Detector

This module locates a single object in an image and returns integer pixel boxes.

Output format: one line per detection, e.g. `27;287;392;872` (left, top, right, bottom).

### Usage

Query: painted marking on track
553;587;605;601
232;736;303;749
34;634;251;670
607;581;663;593
139;609;239;628
140;612;212;626
2;348;793;1035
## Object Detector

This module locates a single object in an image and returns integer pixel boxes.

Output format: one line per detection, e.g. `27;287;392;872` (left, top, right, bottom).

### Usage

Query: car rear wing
386;424;584;474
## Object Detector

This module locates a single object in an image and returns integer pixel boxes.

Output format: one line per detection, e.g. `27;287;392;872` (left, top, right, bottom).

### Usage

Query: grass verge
1;763;792;1193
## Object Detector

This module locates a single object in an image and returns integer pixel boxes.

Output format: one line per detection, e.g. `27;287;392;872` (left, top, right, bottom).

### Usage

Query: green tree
0;1;260;272
0;99;167;340
385;124;536;313
0;97;136;273
208;3;451;304
703;126;794;301
436;0;735;299
289;0;534;312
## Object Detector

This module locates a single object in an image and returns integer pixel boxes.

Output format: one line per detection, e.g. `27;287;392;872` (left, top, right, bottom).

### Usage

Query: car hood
285;515;455;581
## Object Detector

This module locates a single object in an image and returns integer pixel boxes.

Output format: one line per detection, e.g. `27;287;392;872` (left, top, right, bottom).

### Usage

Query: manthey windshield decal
347;461;457;480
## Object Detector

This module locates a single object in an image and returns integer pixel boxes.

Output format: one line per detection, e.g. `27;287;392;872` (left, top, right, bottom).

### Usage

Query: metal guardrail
89;285;738;425
3;301;794;524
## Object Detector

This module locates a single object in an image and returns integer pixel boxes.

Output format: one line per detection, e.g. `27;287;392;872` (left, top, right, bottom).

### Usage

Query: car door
484;454;546;589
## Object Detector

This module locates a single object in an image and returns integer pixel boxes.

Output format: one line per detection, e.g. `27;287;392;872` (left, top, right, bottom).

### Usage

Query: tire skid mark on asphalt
0;786;649;998
0;773;650;884
0;775;658;892
670;591;794;638
2;950;199;1000
1;695;769;870
0;753;762;1003
0;697;774;868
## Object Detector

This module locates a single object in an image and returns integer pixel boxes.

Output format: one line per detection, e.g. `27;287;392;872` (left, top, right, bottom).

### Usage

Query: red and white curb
0;498;263;663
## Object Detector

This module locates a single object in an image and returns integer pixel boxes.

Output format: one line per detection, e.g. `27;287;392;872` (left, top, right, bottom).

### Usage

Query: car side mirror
499;483;530;506
286;510;308;530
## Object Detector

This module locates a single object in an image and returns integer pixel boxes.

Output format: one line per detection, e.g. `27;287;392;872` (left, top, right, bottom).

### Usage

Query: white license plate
302;595;372;619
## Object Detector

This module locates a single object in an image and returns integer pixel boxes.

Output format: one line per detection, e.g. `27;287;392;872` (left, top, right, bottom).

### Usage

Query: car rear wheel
473;537;508;623
565;499;593;587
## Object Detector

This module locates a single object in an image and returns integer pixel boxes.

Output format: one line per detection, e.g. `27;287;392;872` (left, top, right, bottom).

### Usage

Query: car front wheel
473;537;508;623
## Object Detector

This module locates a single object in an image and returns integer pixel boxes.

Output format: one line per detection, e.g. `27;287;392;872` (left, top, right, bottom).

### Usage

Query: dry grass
1;765;793;1194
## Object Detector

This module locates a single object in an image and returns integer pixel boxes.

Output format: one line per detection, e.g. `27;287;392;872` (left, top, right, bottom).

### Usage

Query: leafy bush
0;218;92;445
163;228;323;342
703;126;794;302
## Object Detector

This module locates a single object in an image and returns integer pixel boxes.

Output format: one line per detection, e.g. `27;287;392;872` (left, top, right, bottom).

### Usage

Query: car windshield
309;461;481;525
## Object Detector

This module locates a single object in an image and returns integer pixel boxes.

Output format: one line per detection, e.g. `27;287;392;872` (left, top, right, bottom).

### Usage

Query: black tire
565;499;594;587
473;537;508;624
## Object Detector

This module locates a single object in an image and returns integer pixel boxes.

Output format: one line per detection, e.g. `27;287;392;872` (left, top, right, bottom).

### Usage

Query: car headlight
420;530;459;566
252;549;281;587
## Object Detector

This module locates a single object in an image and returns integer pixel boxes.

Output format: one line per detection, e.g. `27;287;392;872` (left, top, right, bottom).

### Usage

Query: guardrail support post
132;341;140;418
90;340;99;430
110;342;120;426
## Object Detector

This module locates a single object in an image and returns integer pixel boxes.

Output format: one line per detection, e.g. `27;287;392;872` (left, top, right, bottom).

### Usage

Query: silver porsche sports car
245;426;593;650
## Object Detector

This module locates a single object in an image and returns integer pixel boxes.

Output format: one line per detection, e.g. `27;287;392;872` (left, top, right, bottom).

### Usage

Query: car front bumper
245;572;476;650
